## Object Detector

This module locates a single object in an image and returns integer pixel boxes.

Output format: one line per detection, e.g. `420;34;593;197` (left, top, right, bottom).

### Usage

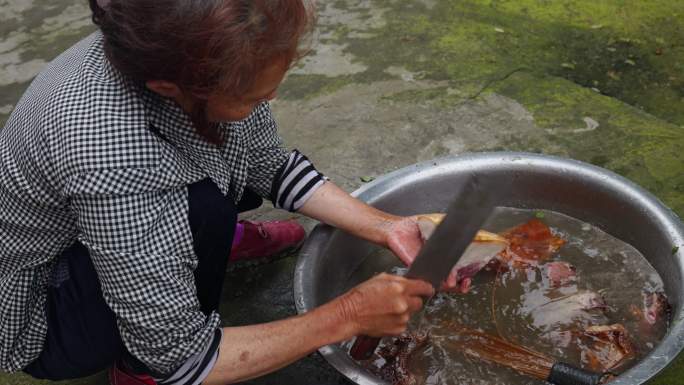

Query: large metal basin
294;152;684;385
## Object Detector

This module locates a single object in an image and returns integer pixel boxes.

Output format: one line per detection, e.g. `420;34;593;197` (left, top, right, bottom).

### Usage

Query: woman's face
205;60;288;122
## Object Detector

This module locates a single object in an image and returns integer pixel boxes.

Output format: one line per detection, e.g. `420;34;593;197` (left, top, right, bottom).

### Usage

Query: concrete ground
1;0;683;384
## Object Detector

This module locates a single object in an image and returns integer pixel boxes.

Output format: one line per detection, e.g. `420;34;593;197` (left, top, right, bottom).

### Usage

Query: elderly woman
0;1;443;384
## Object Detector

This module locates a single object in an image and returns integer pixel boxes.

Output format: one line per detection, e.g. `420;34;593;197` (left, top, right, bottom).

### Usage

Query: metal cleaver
350;174;495;360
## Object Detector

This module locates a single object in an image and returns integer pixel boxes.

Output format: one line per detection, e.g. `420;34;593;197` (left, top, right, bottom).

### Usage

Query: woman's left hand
383;216;466;292
383;216;423;266
297;183;463;290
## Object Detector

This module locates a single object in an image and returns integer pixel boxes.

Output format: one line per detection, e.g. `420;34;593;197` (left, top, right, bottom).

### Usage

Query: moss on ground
336;0;684;126
288;2;684;380
295;0;684;217
488;71;684;216
308;0;684;218
279;74;359;101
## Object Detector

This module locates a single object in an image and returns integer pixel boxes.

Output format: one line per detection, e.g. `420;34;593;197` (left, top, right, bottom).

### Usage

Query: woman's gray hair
87;0;314;144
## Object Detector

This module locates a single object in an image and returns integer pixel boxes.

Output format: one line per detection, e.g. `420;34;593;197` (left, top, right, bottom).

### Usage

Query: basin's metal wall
295;152;684;385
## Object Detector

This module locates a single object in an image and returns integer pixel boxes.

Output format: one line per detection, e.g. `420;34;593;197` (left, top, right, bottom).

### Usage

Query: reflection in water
346;208;670;385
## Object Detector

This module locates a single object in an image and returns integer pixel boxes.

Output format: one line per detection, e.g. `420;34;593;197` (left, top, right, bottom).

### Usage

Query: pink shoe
229;220;306;263
109;361;156;385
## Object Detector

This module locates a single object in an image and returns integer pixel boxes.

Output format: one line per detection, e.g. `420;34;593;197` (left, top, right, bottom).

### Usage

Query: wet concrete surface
1;1;683;384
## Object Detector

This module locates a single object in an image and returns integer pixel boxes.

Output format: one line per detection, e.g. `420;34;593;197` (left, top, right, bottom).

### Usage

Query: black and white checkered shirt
0;32;325;384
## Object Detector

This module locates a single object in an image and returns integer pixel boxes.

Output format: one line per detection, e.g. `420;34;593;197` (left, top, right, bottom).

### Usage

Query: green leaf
360;176;375;183
625;59;636;66
535;211;545;219
673;246;680;255
561;62;576;70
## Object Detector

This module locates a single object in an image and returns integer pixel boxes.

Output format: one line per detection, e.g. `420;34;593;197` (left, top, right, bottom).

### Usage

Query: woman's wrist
373;215;402;248
298;182;402;247
314;294;361;344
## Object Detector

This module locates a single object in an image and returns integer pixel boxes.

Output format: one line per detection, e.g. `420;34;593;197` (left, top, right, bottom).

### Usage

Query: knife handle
349;335;381;360
547;362;607;385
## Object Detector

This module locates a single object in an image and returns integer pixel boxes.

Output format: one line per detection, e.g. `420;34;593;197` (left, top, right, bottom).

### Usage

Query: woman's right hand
334;273;435;337
204;272;433;384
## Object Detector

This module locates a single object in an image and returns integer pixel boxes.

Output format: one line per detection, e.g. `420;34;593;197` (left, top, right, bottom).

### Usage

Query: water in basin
343;207;670;385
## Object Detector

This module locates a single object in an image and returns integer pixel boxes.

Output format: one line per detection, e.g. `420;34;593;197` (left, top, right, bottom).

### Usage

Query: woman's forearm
202;272;434;384
203;300;354;384
298;181;400;246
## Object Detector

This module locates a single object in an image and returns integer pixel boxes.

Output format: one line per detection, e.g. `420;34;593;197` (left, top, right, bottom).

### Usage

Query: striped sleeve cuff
271;150;327;212
156;328;222;385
